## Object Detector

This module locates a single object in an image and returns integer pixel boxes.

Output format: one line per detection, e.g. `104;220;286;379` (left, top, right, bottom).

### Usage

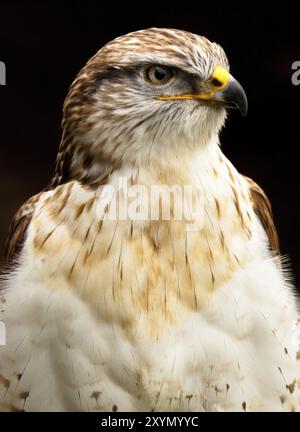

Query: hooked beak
157;65;248;116
209;65;248;116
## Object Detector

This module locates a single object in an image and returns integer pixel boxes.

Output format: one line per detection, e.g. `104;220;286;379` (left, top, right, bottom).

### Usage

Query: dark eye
145;66;174;85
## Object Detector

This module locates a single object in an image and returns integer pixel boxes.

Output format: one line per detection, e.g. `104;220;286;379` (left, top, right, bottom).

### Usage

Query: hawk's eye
145;66;174;85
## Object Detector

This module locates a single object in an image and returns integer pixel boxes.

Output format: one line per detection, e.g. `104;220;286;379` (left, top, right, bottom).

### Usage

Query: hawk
0;28;299;412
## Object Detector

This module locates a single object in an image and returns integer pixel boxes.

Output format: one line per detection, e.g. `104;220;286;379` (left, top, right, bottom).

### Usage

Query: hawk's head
54;28;247;184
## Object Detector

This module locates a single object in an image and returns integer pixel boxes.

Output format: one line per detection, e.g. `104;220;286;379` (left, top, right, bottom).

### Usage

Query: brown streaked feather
5;193;42;263
243;176;279;254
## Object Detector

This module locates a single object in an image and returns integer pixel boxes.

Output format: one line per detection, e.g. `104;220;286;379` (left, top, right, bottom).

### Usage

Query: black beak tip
238;88;248;116
231;79;248;116
222;78;248;117
240;100;248;116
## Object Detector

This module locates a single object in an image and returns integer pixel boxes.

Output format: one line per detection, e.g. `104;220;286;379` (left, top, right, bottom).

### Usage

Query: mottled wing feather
5;193;42;263
243;175;279;254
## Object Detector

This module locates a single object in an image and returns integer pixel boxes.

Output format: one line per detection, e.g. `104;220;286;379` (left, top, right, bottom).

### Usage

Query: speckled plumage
1;28;299;412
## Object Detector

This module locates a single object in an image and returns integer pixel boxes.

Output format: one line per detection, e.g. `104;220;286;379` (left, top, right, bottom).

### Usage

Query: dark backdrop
0;2;299;286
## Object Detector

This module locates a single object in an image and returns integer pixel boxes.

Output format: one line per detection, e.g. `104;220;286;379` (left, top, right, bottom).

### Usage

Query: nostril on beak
211;78;223;88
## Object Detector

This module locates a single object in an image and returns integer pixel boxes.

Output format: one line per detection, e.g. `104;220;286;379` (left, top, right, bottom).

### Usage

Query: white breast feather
0;146;299;412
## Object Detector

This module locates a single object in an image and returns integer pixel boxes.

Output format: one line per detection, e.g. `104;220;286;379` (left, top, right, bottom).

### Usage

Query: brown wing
5;192;43;263
243;176;280;255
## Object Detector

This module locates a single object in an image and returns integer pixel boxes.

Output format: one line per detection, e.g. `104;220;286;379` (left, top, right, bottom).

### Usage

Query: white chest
1;154;299;412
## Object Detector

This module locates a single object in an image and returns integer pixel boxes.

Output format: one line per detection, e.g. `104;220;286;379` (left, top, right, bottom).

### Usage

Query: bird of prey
0;28;299;412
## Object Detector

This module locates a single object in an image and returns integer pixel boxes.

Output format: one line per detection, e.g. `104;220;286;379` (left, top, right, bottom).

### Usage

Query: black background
0;2;299;287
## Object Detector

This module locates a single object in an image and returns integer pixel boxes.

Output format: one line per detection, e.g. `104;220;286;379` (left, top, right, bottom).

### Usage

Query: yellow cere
211;65;231;91
157;65;231;102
